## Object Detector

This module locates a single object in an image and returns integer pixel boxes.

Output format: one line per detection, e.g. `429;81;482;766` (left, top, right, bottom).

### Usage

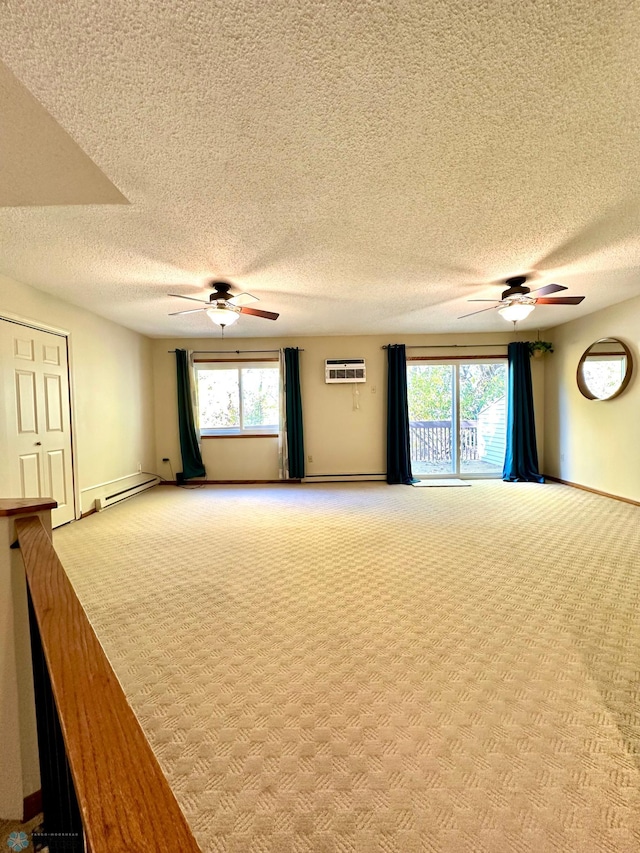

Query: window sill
201;433;279;439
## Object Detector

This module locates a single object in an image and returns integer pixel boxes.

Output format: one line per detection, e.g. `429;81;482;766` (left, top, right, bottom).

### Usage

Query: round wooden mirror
577;337;633;400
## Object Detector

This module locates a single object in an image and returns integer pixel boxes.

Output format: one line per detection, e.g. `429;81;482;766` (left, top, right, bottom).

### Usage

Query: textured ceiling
1;0;640;337
0;61;128;206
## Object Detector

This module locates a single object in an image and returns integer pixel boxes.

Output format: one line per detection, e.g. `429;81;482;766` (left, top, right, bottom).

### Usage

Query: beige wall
0;274;156;513
545;294;640;501
153;331;543;480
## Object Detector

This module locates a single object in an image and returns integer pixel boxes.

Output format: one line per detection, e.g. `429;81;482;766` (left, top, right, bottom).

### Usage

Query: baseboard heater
95;477;159;511
302;473;386;483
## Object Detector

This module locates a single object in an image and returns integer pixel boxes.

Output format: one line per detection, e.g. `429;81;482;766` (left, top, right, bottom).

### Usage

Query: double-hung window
195;361;279;435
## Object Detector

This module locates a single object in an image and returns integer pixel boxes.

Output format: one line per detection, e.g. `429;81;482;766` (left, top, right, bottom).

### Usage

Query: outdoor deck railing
409;420;479;463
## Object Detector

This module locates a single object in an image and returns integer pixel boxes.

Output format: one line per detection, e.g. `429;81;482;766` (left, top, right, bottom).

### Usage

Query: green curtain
284;347;305;479
386;344;415;485
175;349;206;481
502;342;544;483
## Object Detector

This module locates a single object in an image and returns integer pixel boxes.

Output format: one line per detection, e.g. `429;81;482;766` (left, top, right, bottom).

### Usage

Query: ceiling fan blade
168;293;209;304
240;306;279;320
228;292;259;307
535;296;585;305
458;306;499;319
467;299;502;303
168;307;207;316
529;283;567;296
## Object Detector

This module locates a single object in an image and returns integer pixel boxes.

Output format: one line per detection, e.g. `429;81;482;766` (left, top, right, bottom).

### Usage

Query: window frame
194;359;280;437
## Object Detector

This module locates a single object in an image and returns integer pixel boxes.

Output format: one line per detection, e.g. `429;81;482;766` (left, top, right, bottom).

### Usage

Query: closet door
0;319;75;526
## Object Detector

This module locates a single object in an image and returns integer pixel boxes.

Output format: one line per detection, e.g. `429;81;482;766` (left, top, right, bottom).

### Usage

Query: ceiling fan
168;280;279;327
459;275;586;322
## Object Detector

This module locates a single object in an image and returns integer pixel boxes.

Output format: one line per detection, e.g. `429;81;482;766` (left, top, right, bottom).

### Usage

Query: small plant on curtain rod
528;340;554;358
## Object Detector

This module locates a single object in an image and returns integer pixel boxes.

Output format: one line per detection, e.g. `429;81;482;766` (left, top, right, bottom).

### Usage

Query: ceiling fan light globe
498;302;536;322
206;306;240;327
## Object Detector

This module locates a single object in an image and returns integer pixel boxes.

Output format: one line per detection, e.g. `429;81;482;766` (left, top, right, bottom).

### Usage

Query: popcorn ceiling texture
1;1;640;336
54;481;640;852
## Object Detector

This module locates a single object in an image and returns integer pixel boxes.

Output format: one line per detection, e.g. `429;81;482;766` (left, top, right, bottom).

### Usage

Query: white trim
64;332;82;519
0;310;70;338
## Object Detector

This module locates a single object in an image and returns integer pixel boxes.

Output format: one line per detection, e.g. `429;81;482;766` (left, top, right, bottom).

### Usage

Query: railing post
27;589;84;852
0;498;56;822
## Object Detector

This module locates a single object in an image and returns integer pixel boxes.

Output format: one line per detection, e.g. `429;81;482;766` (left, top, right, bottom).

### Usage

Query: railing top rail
0;498;57;517
16;515;201;853
409;420;477;428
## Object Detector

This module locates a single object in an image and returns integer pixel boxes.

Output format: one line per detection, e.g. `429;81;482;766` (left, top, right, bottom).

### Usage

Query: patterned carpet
54;481;640;852
0;815;44;852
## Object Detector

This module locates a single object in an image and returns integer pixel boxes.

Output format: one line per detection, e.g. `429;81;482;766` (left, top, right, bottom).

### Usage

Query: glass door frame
407;357;507;480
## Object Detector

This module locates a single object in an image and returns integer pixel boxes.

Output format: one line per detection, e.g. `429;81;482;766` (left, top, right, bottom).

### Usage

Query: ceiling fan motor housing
209;281;233;301
502;276;531;301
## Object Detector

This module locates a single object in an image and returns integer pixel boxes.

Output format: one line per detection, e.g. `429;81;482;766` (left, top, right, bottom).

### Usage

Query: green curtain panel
502;342;544;483
284;347;305;479
386;344;415;485
175;349;206;481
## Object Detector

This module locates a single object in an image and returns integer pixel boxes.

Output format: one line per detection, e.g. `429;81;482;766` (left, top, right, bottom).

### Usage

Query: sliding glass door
406;364;455;476
459;363;508;475
407;360;507;478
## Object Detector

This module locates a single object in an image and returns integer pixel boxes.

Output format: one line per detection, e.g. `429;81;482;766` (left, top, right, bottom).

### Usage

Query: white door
0;319;75;527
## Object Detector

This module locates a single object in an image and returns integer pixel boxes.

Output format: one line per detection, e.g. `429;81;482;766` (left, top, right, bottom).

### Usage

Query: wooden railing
409;420;479;463
15;514;201;853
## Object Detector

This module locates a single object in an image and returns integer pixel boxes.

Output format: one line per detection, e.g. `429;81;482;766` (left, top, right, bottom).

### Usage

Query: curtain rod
381;343;509;349
167;348;304;354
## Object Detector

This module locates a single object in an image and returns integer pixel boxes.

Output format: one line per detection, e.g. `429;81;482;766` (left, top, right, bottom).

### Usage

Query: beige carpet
54;481;640;852
0;815;44;852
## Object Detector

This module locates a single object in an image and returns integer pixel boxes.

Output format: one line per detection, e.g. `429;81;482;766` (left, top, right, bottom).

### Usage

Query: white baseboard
95;476;159;511
81;473;158;514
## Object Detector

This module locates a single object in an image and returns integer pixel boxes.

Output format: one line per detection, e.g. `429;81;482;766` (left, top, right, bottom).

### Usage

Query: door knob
34;441;42;446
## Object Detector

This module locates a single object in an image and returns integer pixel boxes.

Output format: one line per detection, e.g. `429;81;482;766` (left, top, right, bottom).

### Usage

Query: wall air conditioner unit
325;358;366;383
